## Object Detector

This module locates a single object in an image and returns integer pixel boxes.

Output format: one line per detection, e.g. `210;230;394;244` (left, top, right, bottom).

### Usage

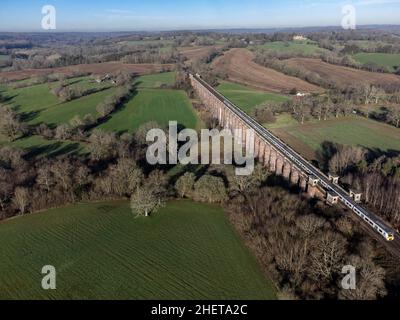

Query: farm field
0;135;86;158
98;88;199;133
285;58;400;88
135;71;176;88
98;71;199;132
0;62;174;81
212;48;322;94
216;81;290;114
268;115;400;160
0;200;276;300
352;52;400;72
259;41;328;55
29;87;116;127
179;46;223;65
0;76;109;116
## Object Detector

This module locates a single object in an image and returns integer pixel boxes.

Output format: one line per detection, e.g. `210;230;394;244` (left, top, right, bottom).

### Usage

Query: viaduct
190;73;398;246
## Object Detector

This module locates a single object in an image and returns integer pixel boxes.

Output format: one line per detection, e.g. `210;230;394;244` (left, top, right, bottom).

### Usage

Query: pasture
0;135;86;158
135;71;176;89
353;52;400;72
98;71;199;132
0;200;276;300
268;115;400;160
30;88;116;127
0;72;199;157
259;41;328;55
98;88;199;133
216;81;289;114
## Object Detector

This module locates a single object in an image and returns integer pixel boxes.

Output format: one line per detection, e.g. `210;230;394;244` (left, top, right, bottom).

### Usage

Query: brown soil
178;46;223;64
286;58;400;88
212;48;323;94
0;62;174;81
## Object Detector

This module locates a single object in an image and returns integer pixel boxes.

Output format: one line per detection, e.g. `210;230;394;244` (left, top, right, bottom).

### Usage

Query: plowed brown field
212;48;322;94
286;58;400;88
0;62;174;81
179;46;223;64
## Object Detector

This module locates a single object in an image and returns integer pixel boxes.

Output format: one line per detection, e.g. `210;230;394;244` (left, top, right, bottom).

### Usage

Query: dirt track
286;58;400;88
0;62;174;81
212;48;323;94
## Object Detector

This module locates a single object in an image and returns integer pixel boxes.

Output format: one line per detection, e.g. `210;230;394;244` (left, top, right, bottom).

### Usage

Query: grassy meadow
97;88;199;133
352;52;400;72
0;200;276;300
216;81;290;114
0;71;199;155
0;135;86;158
259;41;328;55
267;114;400;159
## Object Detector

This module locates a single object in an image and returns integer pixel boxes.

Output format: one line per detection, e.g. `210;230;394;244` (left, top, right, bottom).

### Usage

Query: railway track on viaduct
190;73;400;259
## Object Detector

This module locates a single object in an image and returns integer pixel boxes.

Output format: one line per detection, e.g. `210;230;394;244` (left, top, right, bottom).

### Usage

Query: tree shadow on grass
24;141;82;159
85;89;139;134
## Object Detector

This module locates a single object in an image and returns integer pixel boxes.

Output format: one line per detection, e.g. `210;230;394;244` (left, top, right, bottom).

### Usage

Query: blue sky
0;0;400;31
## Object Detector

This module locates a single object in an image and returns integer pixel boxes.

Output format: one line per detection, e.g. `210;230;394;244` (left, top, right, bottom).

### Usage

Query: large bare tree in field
130;185;165;217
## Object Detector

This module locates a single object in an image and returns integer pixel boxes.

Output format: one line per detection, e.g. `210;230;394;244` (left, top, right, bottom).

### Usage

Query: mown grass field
135;71;176;89
268;114;400;159
259;41;328;55
0;136;86;158
30;88;116;127
1;72;197;155
216;81;290;114
0;76;113;126
0;200;276;300
98;71;199;132
352;52;400;72
98;88;199;133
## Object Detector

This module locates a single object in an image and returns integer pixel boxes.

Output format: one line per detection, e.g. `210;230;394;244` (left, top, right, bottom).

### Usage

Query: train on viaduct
190;73;396;243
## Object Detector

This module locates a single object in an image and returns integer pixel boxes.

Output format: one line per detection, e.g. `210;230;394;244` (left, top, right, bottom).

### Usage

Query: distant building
293;35;307;41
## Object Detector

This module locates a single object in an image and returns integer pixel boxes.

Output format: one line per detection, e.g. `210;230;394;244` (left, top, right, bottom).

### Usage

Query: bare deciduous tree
13;187;30;215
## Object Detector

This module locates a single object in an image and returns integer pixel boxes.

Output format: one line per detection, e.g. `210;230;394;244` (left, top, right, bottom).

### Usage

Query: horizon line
1;23;399;34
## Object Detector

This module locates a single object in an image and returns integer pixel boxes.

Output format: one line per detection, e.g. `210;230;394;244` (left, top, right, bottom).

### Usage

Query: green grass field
0;77;115;127
216;81;290;114
259;41;328;55
98;88;199;133
135;71;176;89
268;115;400;157
30;87;116;127
0;72;200;157
0;135;86;158
352;52;400;72
0;200;276;300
